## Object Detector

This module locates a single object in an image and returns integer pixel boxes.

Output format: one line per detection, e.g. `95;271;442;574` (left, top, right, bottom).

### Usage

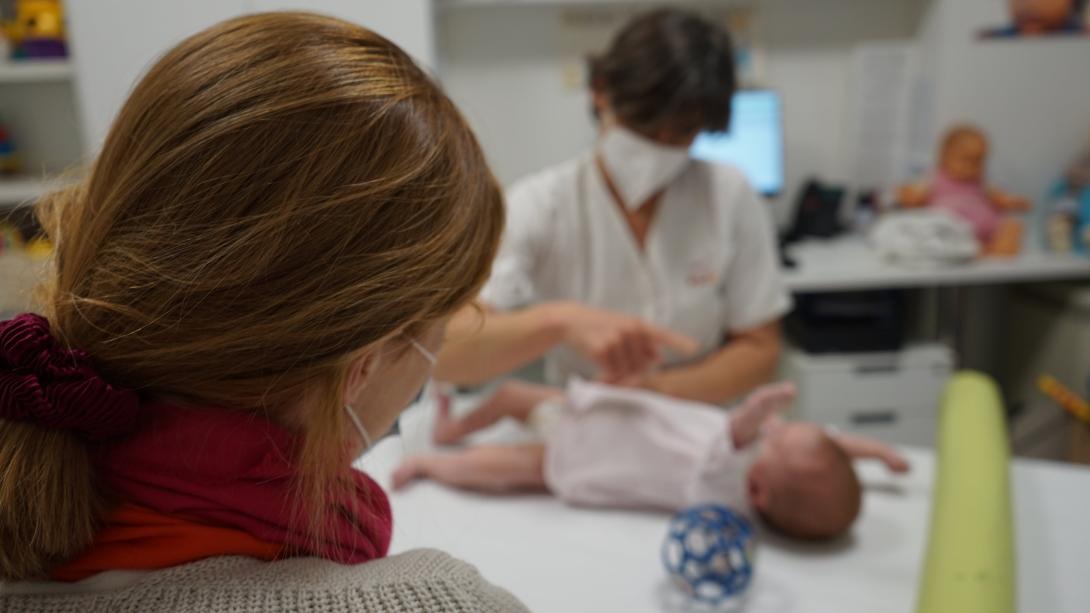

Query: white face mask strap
407;337;438;366
344;404;372;449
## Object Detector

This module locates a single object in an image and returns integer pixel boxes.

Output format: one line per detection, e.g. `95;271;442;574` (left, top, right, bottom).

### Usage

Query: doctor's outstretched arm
435;300;698;386
636;319;783;406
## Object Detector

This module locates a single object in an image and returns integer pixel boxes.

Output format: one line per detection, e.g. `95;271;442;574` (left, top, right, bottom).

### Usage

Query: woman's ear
342;350;378;408
592;91;617;130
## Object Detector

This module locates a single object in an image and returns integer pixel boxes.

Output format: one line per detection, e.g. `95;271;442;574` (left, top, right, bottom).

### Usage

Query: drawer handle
850;410;898;426
854;364;898;375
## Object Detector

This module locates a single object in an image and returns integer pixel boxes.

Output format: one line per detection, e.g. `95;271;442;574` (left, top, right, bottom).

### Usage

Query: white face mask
344;336;438;451
598;125;691;210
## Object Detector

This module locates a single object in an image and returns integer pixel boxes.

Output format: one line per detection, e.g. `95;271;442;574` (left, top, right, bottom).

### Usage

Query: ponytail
0;313;141;580
0;422;102;580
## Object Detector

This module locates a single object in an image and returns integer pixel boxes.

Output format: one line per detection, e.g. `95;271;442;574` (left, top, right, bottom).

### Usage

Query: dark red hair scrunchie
0;313;140;440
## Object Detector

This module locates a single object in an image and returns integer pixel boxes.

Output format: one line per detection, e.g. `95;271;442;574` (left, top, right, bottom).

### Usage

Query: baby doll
897;125;1031;257
998;0;1088;36
393;380;909;540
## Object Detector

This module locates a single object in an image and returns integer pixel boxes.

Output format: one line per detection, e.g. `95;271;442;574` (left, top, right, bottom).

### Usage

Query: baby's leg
729;382;797;449
392;443;548;493
433;380;564;445
834;432;911;473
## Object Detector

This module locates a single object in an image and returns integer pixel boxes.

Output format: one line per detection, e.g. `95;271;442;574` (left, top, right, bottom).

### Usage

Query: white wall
67;0;252;153
437;0;929;223
67;0;435;155
252;0;436;67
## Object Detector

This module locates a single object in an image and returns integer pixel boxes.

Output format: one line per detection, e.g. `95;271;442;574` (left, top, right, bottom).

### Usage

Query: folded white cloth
869;210;980;267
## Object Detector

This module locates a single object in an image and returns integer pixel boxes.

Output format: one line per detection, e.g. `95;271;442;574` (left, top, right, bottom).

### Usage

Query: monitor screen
689;89;784;197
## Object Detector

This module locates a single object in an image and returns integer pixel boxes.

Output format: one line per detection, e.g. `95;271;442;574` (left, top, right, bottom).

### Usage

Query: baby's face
942;134;989;183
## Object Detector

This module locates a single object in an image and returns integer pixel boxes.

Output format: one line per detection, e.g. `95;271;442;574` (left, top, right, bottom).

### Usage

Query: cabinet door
250;0;436;68
67;0;251;153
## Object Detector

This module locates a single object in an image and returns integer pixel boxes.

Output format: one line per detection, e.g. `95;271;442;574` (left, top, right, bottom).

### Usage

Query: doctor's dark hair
588;8;736;136
0;12;503;580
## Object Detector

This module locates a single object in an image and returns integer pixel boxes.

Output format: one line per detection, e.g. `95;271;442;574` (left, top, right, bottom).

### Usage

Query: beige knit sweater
0;549;528;612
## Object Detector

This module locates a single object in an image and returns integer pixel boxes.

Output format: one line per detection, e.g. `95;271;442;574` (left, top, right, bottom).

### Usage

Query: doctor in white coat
437;9;790;405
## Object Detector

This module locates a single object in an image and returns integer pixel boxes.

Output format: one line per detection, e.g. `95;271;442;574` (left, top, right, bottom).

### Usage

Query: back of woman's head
0;11;502;579
589;8;736;136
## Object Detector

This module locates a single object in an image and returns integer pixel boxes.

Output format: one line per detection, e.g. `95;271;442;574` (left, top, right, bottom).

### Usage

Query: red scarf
95;401;392;565
0;314;389;573
53;503;284;581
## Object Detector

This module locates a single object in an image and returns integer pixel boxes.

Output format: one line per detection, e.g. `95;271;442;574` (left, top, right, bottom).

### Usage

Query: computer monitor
689;89;784;197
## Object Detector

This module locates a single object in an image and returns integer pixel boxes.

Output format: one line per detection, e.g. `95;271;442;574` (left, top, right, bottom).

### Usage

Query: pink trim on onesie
537;379;756;517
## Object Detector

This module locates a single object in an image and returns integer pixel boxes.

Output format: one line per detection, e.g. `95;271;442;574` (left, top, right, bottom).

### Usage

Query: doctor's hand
551;302;698;382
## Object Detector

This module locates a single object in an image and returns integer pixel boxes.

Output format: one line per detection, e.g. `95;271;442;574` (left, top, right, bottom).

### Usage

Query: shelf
441;0;679;8
0;177;46;206
0;60;72;83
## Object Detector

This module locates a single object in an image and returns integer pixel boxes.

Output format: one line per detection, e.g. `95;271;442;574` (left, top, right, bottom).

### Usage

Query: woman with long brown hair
0;12;523;612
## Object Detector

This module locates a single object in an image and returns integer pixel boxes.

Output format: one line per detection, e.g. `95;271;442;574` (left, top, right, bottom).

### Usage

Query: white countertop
784;236;1090;293
357;397;1090;612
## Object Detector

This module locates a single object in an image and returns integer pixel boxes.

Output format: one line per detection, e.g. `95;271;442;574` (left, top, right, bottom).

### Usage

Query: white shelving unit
442;0;674;7
0;56;81;207
0;60;73;83
0;176;48;206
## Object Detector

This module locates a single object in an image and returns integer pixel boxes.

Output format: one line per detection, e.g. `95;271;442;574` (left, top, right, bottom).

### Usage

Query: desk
784;236;1090;293
358;399;1090;613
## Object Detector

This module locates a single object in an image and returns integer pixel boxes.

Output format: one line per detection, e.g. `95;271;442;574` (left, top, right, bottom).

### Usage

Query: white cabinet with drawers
780;343;954;447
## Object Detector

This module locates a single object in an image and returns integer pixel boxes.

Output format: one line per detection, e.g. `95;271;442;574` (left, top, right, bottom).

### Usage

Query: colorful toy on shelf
23;235;51;259
896;125;1031;258
983;0;1089;37
1042;136;1090;255
0;122;19;175
661;504;755;606
1038;374;1090;423
2;0;67;59
0;224;21;254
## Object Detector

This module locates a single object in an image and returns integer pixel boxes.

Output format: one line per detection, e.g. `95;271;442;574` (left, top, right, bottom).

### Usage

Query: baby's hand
882;452;911;474
730;382;797;448
991;190;1031;212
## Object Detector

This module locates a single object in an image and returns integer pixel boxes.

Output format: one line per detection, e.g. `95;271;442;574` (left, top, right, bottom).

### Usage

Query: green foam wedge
916;372;1015;613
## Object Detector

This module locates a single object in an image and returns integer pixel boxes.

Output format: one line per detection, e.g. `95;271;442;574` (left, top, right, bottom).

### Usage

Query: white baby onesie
536;379;758;517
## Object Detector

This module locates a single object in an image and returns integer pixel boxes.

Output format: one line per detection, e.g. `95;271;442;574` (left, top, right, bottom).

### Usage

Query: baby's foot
391;458;425;490
431;393;464;446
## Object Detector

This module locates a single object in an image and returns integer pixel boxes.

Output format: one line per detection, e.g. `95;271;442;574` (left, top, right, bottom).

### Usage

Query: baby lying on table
393;380;909;539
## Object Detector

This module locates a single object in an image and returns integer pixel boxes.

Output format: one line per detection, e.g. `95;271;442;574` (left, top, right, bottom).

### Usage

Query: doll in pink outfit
897;125;1031;257
393;380;909;540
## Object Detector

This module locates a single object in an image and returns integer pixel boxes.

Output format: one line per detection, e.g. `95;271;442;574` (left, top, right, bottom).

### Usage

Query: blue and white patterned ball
661;504;756;605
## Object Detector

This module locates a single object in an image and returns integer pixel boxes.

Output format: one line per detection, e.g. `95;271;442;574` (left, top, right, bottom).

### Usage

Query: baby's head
747;422;861;540
940;124;990;183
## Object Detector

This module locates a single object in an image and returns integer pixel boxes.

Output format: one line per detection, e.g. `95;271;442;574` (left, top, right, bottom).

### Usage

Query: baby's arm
833;432;910;473
728;382;796;449
896;183;932;208
434;380;564;445
392;444;548;493
986;186;1030;212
